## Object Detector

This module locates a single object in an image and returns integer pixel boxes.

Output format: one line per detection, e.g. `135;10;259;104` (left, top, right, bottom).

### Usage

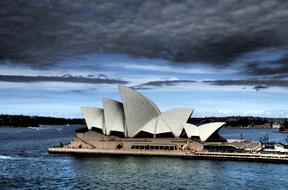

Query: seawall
48;147;288;163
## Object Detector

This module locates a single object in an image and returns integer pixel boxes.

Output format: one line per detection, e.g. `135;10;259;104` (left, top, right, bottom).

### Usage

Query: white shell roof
134;116;172;136
183;123;199;137
197;122;225;141
138;117;157;134
81;107;105;131
134;108;194;137
81;85;225;142
102;98;125;135
160;108;194;137
155;117;172;134
183;122;225;141
119;85;161;137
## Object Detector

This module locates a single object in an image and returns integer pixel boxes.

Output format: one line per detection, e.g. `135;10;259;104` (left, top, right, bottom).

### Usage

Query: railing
189;151;288;160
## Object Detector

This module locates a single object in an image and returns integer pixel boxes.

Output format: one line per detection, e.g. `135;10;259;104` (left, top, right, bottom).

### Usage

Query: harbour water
1;126;288;190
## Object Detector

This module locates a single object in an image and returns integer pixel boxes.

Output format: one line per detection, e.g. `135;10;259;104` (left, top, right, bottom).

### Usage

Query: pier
183;151;288;163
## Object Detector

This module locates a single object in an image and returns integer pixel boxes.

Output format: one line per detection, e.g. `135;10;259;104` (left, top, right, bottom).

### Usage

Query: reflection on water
0;126;288;190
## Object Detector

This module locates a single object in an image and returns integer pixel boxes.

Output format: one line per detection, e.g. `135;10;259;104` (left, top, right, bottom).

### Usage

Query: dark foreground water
1;126;288;190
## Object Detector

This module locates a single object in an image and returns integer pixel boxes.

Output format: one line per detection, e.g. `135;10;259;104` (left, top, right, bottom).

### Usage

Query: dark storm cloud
133;79;197;89
134;79;288;90
253;85;269;91
1;0;288;68
246;54;288;77
205;79;288;89
0;74;127;84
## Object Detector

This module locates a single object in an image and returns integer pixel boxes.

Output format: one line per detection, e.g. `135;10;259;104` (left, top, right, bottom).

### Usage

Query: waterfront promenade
48;147;288;163
49;147;182;157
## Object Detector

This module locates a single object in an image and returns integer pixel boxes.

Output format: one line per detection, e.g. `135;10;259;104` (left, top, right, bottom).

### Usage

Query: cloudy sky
1;0;288;118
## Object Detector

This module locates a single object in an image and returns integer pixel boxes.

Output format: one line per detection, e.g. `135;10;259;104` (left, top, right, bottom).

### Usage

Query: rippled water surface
1;126;288;190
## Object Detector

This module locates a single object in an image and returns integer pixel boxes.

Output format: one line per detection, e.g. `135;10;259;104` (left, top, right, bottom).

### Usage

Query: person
116;144;123;149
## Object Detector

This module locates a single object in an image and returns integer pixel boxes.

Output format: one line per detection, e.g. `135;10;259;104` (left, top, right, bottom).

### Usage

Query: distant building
272;123;281;129
249;123;272;128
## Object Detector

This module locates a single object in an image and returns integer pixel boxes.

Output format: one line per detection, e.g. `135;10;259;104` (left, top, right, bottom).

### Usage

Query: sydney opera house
82;85;225;141
66;85;227;152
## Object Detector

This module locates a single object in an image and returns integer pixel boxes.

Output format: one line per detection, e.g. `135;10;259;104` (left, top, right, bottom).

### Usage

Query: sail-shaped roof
183;122;225;141
81;85;225;142
119;85;161;137
197;122;225;141
102;98;125;135
160;108;194;137
81;107;105;132
134;108;193;137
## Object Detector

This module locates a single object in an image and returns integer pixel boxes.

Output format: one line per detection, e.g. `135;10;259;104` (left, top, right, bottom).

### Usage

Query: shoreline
0;124;84;128
0;125;279;129
1;114;287;129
